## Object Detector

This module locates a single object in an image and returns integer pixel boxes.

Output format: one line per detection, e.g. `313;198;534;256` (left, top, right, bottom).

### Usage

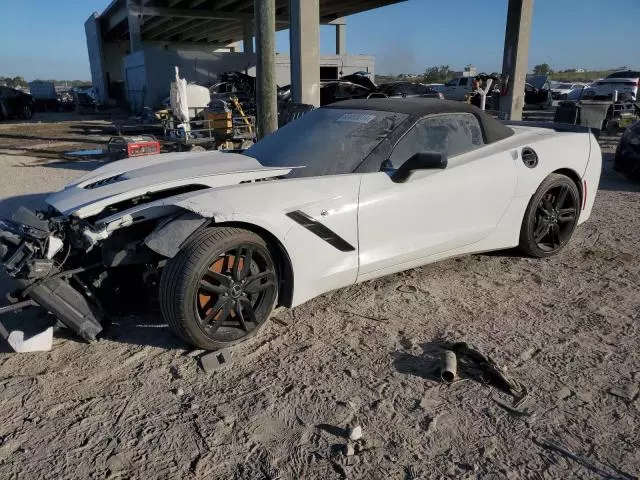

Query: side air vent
83;175;125;190
521;147;538;168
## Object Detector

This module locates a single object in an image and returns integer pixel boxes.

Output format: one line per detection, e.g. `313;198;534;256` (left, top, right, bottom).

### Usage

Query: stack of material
204;111;233;134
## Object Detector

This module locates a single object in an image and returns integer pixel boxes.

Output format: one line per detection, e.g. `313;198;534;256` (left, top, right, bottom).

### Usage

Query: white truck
443;76;473;101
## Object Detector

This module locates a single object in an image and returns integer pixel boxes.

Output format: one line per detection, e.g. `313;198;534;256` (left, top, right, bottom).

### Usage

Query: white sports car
0;99;601;349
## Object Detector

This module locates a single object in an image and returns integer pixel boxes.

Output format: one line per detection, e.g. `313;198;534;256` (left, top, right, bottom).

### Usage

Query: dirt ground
0;114;639;480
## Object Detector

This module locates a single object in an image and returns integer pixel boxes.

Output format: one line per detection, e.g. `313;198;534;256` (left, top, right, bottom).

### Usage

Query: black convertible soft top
327;98;514;144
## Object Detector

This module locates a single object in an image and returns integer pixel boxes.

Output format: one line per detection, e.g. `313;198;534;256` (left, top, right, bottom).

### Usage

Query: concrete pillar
333;18;346;56
126;0;142;53
499;0;534;121
243;21;254;54
255;0;278;137
289;0;320;106
336;24;346;55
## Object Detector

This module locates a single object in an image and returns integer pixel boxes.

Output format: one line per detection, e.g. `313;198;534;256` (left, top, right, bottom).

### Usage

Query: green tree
533;63;553;76
424;65;452;83
11;76;28;88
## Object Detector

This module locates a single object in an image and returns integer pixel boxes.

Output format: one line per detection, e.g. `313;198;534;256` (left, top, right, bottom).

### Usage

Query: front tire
519;174;580;258
160;227;278;349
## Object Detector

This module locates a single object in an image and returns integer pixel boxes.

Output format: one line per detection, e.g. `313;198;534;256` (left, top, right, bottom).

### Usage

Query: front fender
168;175;362;306
144;211;208;258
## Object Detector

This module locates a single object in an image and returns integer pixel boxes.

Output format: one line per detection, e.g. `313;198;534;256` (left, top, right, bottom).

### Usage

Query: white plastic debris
46;236;64;259
6;327;53;353
170;66;190;123
348;425;363;441
344;443;355;456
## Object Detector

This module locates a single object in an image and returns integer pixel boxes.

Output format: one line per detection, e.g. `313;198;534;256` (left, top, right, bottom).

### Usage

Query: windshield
556;83;572;89
244;108;407;177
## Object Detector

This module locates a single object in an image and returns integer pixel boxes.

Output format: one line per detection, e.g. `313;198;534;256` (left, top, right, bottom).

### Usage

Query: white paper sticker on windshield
336;113;377;124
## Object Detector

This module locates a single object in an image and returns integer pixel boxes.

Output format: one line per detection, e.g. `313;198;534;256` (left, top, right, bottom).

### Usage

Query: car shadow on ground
102;313;191;350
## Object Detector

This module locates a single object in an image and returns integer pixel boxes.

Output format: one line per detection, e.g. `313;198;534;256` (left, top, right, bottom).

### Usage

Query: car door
357;113;517;280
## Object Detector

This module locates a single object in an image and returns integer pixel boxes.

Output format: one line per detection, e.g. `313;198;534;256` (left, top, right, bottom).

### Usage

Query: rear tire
160;227;278;350
519;174;580;258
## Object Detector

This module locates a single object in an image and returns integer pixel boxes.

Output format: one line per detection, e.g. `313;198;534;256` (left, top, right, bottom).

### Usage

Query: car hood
47;150;294;218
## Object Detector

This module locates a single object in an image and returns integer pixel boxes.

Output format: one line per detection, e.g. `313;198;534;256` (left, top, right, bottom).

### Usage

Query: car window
445;79;458;87
388;113;484;169
245;108;407;177
459;78;469;86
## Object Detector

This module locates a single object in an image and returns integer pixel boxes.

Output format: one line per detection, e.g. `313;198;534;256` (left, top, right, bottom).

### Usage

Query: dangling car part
0;99;601;350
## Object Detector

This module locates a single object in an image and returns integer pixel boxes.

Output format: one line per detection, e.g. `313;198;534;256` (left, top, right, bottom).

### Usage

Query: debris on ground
200;347;233;373
534;438;638;480
440;349;457;383
439;341;527;399
343;443;355;457
348;424;363;441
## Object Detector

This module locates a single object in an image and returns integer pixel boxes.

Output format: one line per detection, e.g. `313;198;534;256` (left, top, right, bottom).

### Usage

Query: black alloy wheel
195;244;277;342
160;227;279;349
520;174;580;257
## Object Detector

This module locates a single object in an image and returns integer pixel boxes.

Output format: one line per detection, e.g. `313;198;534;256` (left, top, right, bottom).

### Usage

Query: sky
0;0;638;81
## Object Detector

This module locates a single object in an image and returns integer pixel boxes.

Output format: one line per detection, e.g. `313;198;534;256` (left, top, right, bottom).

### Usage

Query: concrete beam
290;0;320;106
129;5;288;23
106;5;128;31
145;18;195;40
127;0;142;52
178;19;230;41
255;0;278;137
192;22;242;42
243;21;254;54
326;18;346;25
500;0;534;121
141;0;208;31
321;0;399;20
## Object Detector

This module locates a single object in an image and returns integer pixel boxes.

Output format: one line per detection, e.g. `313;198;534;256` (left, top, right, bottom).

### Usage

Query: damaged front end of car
0;206;109;341
0;199;210;342
0;151;295;345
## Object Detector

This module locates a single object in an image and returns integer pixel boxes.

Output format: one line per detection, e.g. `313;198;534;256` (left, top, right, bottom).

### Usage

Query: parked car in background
614;120;640;180
0;86;35;120
320;80;374;106
583;73;638;101
606;70;640;79
443;76;473;100
551;82;588;100
379;82;443;99
525;75;552;109
424;83;445;94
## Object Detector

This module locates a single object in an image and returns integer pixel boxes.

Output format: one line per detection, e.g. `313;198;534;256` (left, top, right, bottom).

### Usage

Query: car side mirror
390;152;447;183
